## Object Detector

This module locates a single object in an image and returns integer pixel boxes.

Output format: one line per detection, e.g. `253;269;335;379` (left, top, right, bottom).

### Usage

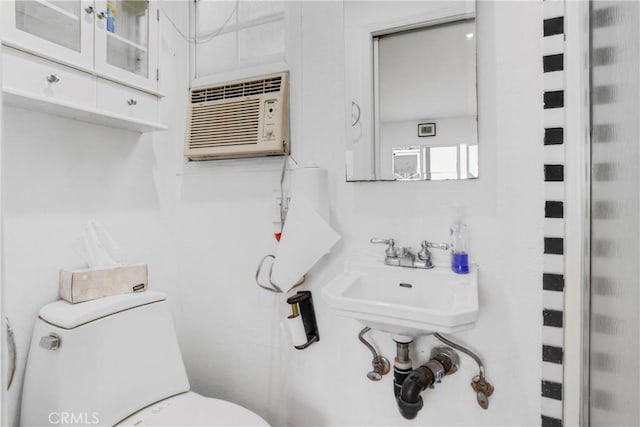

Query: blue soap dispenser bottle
450;205;470;274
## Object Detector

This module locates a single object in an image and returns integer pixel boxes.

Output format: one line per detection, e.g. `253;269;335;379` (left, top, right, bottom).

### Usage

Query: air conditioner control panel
264;99;278;139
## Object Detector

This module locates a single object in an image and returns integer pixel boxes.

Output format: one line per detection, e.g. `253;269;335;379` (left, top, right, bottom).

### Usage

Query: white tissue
271;199;341;288
74;221;121;268
283;315;307;348
291;166;330;221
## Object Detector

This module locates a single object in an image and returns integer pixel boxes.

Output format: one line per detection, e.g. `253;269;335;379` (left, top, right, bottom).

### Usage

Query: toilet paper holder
286;291;320;350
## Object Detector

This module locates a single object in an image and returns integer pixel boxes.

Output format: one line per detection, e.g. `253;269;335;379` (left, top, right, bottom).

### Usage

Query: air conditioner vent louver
190;76;283;104
189;99;260;148
185;72;288;160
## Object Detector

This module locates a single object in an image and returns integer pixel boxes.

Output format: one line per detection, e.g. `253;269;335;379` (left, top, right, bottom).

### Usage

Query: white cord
279;155;288;231
278;154;299;232
160;2;238;45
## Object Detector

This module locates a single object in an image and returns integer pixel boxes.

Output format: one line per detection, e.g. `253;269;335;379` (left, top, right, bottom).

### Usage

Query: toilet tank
21;292;190;427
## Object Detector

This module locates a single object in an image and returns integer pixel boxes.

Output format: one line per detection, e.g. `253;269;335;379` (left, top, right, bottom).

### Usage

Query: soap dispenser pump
450;205;469;274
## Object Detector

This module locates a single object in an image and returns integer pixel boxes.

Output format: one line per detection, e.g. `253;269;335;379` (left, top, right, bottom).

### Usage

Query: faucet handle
422;241;450;251
418;241;450;261
417;241;431;261
370;238;399;257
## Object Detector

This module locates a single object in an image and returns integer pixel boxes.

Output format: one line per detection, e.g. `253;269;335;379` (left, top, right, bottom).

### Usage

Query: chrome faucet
370;238;412;267
371;238;450;269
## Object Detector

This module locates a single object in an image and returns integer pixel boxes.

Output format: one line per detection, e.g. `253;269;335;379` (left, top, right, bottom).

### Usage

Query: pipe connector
393;340;412;398
397;346;459;420
358;327;390;381
431;346;460;376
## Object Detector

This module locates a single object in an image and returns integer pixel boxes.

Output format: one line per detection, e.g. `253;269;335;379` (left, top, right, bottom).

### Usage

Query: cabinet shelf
33;0;80;22
3;87;168;133
107;31;148;53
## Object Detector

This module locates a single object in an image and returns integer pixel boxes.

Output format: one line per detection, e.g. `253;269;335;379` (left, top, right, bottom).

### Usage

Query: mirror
344;2;478;182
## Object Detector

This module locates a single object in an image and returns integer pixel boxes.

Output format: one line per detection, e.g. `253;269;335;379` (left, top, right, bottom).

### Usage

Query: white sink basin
323;257;479;338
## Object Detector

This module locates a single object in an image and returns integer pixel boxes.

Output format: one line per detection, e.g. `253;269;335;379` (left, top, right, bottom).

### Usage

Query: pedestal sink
322;256;479;338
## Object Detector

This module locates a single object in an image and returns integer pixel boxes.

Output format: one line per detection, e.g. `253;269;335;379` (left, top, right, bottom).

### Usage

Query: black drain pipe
393;339;412;399
397;347;459;420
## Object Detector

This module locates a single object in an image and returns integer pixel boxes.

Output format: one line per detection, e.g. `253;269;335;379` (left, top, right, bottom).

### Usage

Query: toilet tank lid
40;291;167;329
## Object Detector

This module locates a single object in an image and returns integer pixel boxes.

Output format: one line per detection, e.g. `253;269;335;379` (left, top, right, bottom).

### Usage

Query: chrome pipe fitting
433;333;493;409
358;327;390;381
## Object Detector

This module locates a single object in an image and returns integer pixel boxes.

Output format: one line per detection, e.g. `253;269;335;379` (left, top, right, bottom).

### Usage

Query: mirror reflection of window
468;144;479;178
460;143;468;180
428;146;458;181
392;147;422;181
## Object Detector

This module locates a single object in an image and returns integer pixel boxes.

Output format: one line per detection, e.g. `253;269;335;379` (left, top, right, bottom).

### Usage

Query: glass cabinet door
2;0;94;68
94;0;158;90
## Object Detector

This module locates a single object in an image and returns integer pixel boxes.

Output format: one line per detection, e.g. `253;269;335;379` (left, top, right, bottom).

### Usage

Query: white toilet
21;291;269;426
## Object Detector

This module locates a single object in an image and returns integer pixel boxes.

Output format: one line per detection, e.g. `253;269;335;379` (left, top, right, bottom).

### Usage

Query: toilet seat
116;392;270;426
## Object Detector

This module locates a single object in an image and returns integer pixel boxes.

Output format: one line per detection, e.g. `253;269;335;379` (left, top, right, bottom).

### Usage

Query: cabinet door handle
84;5;95;14
127;98;137;106
351;101;361;127
96;11;106;19
46;74;60;83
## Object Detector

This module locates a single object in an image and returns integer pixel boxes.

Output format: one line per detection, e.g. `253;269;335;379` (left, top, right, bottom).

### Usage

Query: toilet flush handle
39;333;61;351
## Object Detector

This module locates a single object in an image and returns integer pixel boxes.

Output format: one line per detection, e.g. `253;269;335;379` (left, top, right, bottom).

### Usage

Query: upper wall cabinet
2;0;166;132
3;0;159;94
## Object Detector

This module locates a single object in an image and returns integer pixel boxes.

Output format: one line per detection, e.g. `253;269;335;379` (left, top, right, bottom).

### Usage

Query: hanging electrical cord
279;155;289;232
255;154;304;294
160;2;238;45
280;153;299;231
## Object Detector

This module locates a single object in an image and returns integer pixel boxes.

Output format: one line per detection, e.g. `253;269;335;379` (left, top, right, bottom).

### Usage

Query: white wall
176;1;543;426
2;1;543;426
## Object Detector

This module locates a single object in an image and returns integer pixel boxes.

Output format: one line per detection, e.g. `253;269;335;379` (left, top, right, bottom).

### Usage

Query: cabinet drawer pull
46;74;60;83
84;5;95;14
96;11;106;20
127;98;137;106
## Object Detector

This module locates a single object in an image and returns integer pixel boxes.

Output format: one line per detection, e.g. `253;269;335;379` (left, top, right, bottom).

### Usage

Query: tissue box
59;264;148;303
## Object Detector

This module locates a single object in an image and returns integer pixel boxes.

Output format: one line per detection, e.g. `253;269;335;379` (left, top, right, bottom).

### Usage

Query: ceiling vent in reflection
185;72;288;160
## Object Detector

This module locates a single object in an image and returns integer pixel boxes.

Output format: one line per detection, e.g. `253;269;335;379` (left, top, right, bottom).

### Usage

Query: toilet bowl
117;392;268;426
21;291;268;426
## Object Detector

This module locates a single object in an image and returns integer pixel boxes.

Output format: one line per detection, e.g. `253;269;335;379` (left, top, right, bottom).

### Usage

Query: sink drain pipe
396;347;460;419
393;339;413;399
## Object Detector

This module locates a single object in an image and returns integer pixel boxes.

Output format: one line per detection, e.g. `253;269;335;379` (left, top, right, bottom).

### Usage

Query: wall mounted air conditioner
185;72;288;160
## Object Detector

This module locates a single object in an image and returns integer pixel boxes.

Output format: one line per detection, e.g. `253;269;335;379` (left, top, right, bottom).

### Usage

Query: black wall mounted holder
286;291;319;350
